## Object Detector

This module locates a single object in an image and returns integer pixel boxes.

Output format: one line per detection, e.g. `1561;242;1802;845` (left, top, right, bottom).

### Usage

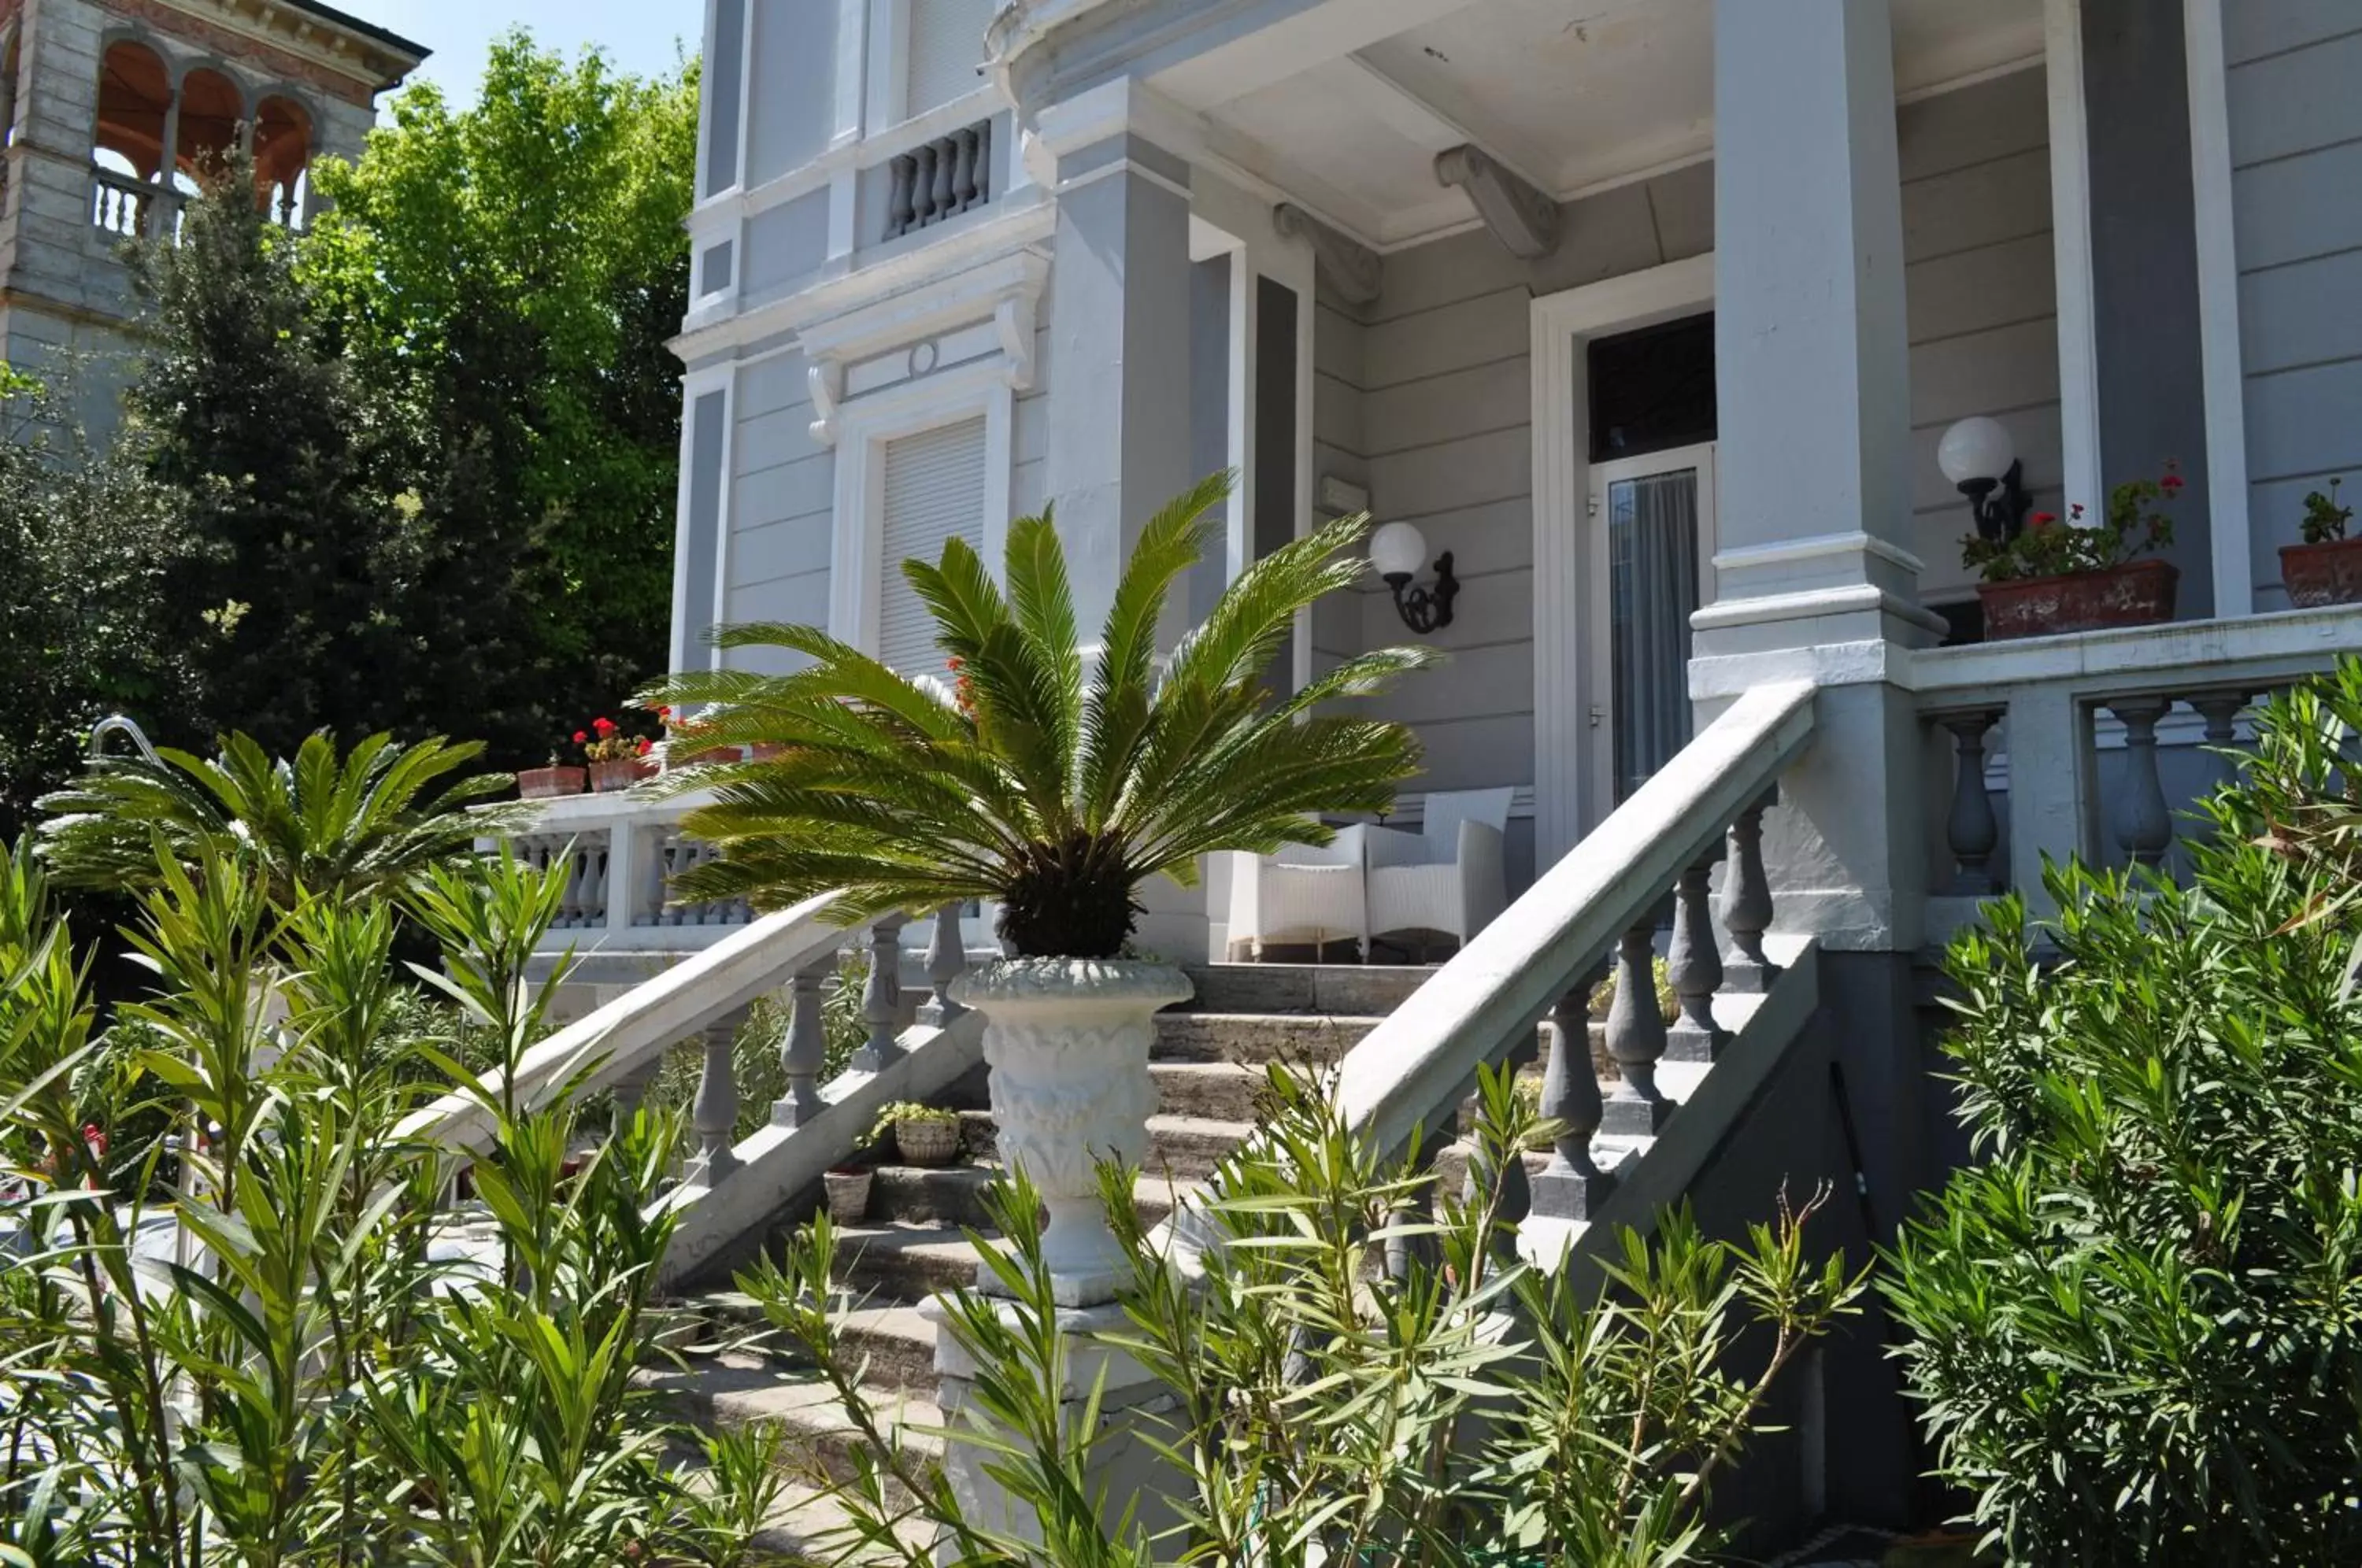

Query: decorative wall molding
1272;202;1379;305
1435;144;1558;260
794;248;1047;446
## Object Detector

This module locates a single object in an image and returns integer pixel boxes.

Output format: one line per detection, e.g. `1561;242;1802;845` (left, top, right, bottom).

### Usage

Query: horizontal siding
2229;5;2362;605
722;350;833;674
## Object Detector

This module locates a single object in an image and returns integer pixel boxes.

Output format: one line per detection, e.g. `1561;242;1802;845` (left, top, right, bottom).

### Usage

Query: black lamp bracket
1383;550;1459;634
1959;458;2033;544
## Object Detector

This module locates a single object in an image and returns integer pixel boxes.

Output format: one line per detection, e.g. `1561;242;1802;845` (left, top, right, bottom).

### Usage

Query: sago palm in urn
643;472;1438;1295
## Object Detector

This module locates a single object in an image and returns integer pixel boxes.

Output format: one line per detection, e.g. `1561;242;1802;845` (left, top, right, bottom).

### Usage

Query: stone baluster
2107;697;2175;867
2191;689;2252;804
969;121;993;209
687;1013;744;1187
924;904;968;1025
1665;854;1727;1063
1720;794;1779;993
1941;709;2004;894
1533;967;1612;1222
1601;922;1672;1135
1383;1137;1444;1285
1464;1122;1531;1264
948;128;978;213
887;153;917;238
582;837;609;929
913;143;941;225
609;1057;662;1129
558;841;590;928
854;915;907;1072
929;139;955;224
773;956;835;1129
639;830;668;927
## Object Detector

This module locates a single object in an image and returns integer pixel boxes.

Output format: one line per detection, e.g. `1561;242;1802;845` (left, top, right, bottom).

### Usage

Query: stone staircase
645;959;1553;1551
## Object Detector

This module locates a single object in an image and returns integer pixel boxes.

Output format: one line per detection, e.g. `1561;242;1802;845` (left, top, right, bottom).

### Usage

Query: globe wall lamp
1938;416;2033;544
1369;520;1458;634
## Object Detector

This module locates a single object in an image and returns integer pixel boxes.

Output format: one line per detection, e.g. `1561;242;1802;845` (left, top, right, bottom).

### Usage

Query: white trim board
2182;0;2252;618
2042;0;2104;521
1528;253;1717;869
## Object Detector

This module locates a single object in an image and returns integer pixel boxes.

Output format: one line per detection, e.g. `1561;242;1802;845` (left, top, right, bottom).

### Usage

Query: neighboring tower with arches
0;0;424;421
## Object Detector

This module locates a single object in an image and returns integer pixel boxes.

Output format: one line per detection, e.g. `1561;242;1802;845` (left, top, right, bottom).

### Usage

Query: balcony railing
1917;603;2362;935
883;120;991;239
499;792;754;948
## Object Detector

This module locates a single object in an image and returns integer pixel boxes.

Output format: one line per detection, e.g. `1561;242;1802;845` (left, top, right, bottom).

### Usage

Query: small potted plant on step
641;472;1437;1301
2281;477;2360;607
578;716;655;793
1967;463;2183;639
822;1162;873;1223
517;746;586;800
871;1101;962;1167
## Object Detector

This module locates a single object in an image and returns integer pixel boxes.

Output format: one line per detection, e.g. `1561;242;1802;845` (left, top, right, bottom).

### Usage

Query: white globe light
1368;520;1427;579
1937;416;2015;487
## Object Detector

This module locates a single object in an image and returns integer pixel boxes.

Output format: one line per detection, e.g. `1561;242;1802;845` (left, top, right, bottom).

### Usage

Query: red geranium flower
636;737;653;756
2030;511;2057;530
2070;503;2087;521
573;730;587;743
594;716;616;734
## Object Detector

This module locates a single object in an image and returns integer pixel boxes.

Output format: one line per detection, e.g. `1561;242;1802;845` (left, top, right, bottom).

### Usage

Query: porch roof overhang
995;0;2043;253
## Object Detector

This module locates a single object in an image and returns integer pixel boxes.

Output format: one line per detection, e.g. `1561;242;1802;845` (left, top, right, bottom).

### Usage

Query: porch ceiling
1189;0;2042;250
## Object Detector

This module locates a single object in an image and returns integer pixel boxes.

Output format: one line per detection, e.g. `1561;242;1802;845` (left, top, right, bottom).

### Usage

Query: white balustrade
1917;605;2362;932
884;120;992;239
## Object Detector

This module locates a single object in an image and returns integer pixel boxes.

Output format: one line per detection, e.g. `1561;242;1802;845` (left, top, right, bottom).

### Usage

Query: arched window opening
253;94;313;227
2;30;23;155
173;67;243;180
94;39;172;180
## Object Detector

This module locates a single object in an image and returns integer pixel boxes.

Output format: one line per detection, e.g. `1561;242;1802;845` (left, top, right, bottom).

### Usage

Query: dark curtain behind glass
1609;470;1700;801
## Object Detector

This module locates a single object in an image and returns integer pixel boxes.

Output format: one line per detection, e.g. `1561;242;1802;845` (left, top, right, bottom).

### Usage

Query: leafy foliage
1887;656;2362;1565
33;729;524;910
0;833;780;1564
1962;464;2182;584
2299;476;2351;545
302;33;699;764
745;1067;1863;1566
0;362;201;840
646;474;1439;956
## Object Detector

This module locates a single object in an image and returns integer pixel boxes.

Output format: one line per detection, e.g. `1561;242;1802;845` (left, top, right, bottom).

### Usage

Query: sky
335;1;704;106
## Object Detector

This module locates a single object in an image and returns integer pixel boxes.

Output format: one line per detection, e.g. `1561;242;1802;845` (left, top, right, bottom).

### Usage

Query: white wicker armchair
1225;827;1371;960
1364;787;1514;954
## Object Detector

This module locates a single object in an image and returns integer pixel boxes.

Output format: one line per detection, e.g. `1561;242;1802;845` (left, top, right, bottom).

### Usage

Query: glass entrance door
1590;444;1718;808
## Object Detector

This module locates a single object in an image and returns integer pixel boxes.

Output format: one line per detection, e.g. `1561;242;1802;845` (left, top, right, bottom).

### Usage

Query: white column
1691;0;1937;953
2182;0;2253;617
2044;0;2105;525
1038;109;1195;638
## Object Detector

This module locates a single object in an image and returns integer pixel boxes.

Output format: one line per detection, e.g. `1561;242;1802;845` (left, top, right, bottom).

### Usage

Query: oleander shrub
1888;656;2362;1566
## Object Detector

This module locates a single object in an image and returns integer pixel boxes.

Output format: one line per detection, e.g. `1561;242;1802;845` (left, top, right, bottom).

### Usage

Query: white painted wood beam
1150;0;1490;111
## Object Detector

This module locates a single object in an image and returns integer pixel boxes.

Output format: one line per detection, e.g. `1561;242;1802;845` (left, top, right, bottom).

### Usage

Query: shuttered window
905;0;994;117
879;416;987;678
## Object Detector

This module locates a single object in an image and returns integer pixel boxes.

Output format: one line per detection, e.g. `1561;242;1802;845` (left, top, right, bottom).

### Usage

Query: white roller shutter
879;416;987;679
905;0;994;116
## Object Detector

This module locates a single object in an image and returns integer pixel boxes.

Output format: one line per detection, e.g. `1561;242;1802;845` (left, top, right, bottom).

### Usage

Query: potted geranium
577;716;655;793
655;704;740;769
2281;478;2360;608
518;749;586;800
1966;464;2183;639
641;472;1436;1296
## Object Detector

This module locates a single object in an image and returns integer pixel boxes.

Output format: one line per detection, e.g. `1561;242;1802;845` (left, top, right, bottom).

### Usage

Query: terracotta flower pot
517;765;585;800
750;742;790;762
2280;537;2362;608
664;745;739;770
587;757;656;793
1977;557;2179;641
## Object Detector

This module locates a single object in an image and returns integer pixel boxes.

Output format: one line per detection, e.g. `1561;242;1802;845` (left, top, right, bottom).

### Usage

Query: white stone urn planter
947;957;1193;1305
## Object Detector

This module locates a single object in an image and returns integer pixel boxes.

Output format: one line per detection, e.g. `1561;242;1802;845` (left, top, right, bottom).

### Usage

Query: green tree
302;34;699;765
126;153;413;760
0;361;201;839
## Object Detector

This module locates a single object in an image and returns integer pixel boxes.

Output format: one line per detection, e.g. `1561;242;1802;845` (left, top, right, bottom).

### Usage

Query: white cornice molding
668;196;1055;367
798;248;1050;446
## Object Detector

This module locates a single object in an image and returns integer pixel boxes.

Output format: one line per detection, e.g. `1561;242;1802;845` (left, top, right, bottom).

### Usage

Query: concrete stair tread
1153;1011;1383;1065
1181;962;1437;1016
648;1352;945;1449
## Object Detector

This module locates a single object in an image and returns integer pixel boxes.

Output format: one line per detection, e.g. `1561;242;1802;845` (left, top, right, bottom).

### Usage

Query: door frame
1528;252;1716;864
1587;442;1720;815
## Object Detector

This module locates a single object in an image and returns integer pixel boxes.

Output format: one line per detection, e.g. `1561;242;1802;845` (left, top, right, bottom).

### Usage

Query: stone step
1179;962;1435;1016
955;1110;1253;1182
643;1352;944;1502
833;1221;990;1300
1153;1058;1265;1121
679;1290;942;1398
867;1162;1200;1233
1153;1010;1379;1066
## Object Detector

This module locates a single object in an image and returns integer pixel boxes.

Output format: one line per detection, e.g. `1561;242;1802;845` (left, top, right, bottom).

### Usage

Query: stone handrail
1334;679;1817;1169
1915;602;2362;927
